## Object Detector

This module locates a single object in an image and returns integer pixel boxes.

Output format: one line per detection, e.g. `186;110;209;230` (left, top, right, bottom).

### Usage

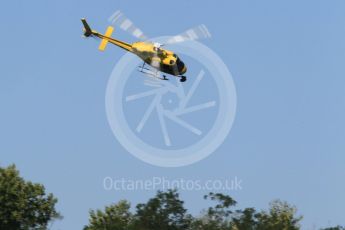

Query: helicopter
81;19;188;82
81;12;211;82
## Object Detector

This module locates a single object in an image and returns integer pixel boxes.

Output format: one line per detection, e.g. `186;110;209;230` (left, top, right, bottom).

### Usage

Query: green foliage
192;192;236;230
83;200;132;230
84;190;192;230
133;189;192;230
321;227;345;230
197;194;302;230
84;190;305;230
230;200;302;230
230;208;257;230
0;164;61;230
254;200;302;230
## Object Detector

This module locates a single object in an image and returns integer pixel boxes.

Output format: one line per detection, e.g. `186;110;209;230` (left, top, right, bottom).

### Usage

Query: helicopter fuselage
131;42;187;76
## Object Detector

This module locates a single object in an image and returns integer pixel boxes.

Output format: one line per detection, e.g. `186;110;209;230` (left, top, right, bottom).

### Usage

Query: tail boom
81;18;132;52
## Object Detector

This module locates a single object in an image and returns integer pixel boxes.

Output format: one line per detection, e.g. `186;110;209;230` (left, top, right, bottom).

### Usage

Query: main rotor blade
108;10;148;40
165;24;211;44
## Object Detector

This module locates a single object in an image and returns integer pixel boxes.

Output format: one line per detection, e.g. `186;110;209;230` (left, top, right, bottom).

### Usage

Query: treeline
0;164;343;230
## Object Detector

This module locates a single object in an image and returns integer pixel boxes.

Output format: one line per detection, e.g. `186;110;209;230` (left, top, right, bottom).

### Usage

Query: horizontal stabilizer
99;26;114;51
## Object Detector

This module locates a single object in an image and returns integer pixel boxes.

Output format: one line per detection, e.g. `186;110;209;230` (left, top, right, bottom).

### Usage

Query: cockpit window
176;58;184;71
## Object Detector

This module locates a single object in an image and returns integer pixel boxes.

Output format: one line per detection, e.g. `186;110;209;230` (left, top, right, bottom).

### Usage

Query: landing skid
138;67;168;81
138;63;187;82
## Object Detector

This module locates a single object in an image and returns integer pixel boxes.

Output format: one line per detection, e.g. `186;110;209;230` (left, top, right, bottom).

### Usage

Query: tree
86;190;336;230
83;200;132;230
193;194;302;230
132;189;192;230
255;200;302;230
0;164;61;230
84;190;192;230
230;208;257;230
321;227;345;230
192;192;236;230
230;200;302;230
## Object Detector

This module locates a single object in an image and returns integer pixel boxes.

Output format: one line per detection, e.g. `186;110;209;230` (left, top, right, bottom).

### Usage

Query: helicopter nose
181;65;187;74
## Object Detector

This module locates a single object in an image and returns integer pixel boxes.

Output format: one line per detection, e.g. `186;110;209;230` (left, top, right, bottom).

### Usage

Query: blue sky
1;0;345;229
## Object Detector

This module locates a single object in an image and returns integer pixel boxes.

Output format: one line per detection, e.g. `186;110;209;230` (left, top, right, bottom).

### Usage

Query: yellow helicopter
81;18;188;82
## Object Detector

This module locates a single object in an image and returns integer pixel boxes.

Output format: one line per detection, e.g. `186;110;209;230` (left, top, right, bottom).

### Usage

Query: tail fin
81;18;92;37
